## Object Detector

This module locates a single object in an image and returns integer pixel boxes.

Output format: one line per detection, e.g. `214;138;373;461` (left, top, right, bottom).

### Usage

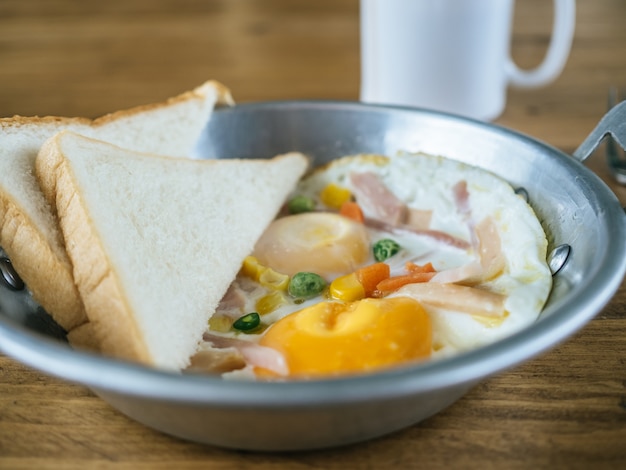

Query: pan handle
572;100;626;162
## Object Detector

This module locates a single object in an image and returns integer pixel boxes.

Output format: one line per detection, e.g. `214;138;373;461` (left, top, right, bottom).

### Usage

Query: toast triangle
0;81;232;332
36;130;308;370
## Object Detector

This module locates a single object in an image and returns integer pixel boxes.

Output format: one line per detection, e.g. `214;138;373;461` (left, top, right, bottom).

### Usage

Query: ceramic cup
360;0;576;121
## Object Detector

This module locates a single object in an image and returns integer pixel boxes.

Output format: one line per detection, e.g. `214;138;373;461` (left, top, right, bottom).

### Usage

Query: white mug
360;0;576;121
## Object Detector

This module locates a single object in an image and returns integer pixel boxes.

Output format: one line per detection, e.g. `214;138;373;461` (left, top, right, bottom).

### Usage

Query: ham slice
453;179;480;247
364;217;471;250
187;346;246;374
453;180;471;220
215;277;263;319
394;283;506;318
349;171;407;225
474;216;506;280
203;333;289;376
216;283;249;316
350;171;469;249
431;216;506;285
406;208;433;231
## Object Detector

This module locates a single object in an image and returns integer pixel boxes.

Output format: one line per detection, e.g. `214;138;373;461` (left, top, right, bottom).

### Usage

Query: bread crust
0;81;233;130
0;190;87;330
89;80;234;128
37;135;151;363
65;322;99;352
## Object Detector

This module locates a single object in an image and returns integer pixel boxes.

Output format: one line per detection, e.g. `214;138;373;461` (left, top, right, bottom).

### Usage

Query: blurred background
0;0;360;116
2;0;626;207
0;0;624;152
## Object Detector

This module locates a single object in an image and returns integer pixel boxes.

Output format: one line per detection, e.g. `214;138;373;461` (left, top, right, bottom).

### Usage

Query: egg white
295;152;552;357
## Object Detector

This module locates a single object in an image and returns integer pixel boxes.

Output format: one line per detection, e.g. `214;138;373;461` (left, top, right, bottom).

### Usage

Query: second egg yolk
252;212;370;277
257;297;432;379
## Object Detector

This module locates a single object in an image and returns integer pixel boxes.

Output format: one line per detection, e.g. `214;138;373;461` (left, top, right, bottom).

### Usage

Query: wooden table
1;1;625;468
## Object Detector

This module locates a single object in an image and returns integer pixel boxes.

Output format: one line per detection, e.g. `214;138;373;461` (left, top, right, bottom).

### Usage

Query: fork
573;88;626;173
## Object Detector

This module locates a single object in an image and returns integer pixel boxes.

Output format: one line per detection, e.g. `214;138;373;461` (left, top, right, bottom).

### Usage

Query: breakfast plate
1;101;625;450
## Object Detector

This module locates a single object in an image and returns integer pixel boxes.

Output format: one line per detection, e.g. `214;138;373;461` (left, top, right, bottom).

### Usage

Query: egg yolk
252;212;370;277
257;297;432;379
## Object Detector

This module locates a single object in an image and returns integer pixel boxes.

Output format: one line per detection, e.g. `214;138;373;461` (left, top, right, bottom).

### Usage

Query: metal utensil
573;95;626;164
603;88;626;184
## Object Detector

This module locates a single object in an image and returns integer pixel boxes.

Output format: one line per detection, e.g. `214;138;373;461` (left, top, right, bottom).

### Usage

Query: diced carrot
355;262;390;297
376;271;437;293
405;261;436;273
339;201;365;223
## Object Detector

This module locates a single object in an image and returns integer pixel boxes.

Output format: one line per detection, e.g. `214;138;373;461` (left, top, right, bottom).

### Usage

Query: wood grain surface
1;0;625;468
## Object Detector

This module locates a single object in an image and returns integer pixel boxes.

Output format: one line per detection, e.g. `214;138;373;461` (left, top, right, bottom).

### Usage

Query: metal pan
1;101;625;451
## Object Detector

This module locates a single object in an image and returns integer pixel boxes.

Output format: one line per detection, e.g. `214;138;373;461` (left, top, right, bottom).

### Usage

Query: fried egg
191;152;552;380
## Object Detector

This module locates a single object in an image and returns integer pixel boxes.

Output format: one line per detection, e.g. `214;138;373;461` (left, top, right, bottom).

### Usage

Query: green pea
288;272;326;299
233;312;261;332
287;195;315;214
373;238;401;262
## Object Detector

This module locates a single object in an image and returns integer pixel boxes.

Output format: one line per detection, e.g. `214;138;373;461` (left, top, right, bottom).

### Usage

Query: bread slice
0;80;232;333
36;131;308;370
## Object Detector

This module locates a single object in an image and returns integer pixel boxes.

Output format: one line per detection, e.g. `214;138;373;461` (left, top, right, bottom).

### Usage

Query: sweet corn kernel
320;183;352;209
241;256;289;290
241;256;264;280
208;314;232;333
256;291;288;315
329;272;365;301
258;268;290;291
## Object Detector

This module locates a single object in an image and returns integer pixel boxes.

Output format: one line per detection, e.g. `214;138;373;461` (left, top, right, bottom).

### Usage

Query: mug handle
506;0;576;88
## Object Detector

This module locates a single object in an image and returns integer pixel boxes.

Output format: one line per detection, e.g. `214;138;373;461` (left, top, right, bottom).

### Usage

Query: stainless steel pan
1;101;625;451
